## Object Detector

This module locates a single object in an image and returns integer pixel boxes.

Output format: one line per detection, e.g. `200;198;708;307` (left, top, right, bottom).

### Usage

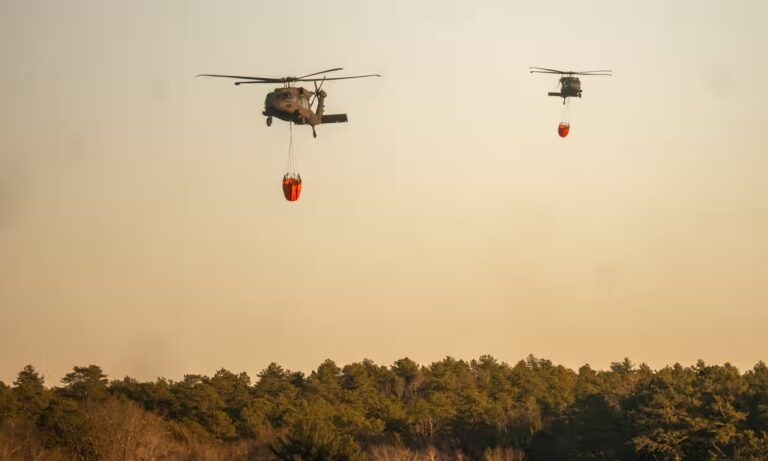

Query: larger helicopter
529;67;611;104
197;68;380;137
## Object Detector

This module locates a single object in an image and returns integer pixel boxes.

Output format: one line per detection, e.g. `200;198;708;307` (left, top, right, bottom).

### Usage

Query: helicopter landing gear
266;116;273;127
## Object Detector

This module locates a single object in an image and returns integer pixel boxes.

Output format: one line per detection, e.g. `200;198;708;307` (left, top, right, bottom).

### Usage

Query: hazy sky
1;0;767;384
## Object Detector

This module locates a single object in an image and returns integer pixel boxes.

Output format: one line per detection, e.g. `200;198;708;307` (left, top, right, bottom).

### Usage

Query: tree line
1;355;768;460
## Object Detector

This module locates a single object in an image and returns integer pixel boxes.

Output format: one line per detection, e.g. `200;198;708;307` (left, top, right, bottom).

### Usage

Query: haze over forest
1;0;767;414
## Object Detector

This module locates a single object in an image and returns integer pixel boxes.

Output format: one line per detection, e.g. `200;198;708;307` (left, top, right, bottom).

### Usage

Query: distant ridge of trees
2;356;768;460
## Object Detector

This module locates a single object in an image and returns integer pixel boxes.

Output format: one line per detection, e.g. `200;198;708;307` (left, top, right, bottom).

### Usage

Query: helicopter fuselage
261;86;349;137
263;87;319;125
548;76;582;102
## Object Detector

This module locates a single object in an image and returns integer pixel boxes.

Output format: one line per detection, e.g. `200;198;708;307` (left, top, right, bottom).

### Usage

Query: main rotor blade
530;70;566;74
294;74;381;82
197;74;282;82
529;67;566;73
575;70;612;74
234;81;281;85
297;68;343;79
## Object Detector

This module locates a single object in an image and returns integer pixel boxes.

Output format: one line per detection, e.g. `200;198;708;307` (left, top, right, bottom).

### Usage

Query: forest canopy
2;356;768;460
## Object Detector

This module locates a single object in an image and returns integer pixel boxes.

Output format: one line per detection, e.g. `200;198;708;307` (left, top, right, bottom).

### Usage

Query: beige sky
1;0;767;384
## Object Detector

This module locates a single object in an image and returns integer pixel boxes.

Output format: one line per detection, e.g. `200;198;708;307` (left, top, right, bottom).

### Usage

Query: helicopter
529;67;611;104
197;68;380;137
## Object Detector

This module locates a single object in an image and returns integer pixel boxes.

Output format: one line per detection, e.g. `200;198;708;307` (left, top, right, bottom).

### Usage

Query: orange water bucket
558;122;570;138
282;175;302;202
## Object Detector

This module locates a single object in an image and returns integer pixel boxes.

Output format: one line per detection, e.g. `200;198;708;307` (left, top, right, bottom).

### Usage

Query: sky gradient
1;0;767;384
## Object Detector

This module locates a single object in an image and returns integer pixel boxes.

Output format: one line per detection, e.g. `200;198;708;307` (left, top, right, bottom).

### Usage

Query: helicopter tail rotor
310;76;327;111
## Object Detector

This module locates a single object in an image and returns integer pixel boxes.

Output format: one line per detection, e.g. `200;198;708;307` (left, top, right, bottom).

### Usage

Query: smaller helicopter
529;67;611;104
197;68;380;137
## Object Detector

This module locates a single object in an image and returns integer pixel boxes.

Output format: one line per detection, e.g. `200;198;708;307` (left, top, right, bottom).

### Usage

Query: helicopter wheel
266;116;273;127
